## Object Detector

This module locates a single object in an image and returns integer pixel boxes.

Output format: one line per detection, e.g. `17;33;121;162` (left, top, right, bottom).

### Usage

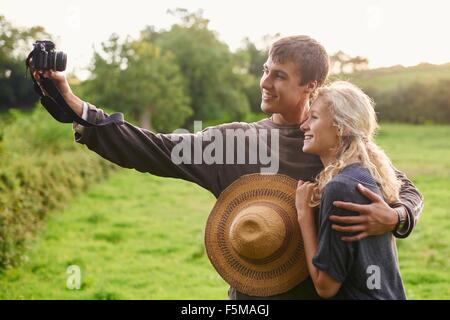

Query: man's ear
306;80;318;94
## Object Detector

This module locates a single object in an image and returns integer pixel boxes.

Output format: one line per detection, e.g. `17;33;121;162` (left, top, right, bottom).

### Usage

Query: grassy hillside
331;62;450;92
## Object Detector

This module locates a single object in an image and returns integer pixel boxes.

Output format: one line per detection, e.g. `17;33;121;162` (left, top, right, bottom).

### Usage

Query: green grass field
0;123;449;299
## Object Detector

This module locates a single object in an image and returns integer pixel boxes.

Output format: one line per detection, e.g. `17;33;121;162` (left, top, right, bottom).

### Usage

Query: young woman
295;81;407;299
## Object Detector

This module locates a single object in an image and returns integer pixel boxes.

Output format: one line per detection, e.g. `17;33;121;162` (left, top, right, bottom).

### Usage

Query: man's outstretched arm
36;70;224;197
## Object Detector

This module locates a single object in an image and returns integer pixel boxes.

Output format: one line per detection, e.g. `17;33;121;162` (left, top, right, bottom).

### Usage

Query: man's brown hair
269;35;329;88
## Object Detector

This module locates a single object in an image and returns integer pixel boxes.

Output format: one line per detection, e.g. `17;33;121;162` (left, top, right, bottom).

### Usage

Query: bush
0;107;118;269
366;80;450;124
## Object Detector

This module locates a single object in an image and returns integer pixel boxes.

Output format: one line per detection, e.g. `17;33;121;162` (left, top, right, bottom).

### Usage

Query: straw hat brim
205;173;309;297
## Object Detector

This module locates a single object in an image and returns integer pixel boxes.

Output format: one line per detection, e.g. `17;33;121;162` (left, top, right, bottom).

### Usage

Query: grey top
313;163;407;300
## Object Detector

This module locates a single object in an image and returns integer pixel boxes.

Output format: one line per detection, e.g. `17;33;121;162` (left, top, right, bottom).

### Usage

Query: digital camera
30;40;67;71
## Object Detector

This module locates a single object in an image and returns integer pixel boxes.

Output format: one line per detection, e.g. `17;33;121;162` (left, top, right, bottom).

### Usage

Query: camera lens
54;51;67;71
47;51;67;71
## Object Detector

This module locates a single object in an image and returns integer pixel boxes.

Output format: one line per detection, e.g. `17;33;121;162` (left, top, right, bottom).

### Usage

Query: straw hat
204;173;309;297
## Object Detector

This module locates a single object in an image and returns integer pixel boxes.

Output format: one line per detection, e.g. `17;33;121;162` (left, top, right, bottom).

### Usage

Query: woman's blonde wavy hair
309;81;402;207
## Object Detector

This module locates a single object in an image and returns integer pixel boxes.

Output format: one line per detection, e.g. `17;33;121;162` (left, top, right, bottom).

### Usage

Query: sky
2;0;450;78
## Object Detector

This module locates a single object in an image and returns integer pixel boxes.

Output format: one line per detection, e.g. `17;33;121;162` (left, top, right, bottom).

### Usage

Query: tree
0;15;51;110
82;34;192;132
235;37;274;113
140;9;250;123
330;50;369;74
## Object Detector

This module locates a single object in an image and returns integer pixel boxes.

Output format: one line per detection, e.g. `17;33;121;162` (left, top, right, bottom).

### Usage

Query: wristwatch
394;207;407;233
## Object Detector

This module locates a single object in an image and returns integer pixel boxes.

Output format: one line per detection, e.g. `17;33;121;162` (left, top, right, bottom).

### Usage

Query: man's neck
271;104;310;126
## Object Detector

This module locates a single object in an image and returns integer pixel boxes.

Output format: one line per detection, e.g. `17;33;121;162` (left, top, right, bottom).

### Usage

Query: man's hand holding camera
27;40;83;117
33;69;83;118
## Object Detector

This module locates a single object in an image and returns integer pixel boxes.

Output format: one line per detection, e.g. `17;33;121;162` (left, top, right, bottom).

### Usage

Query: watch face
400;209;407;223
396;208;407;231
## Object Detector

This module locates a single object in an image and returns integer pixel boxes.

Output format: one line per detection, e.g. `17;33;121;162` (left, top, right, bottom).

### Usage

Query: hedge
0;107;119;269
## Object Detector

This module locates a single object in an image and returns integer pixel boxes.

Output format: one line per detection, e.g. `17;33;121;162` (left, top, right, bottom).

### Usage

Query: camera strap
28;67;124;127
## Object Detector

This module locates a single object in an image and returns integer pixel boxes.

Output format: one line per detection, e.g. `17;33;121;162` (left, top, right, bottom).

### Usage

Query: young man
34;35;423;299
